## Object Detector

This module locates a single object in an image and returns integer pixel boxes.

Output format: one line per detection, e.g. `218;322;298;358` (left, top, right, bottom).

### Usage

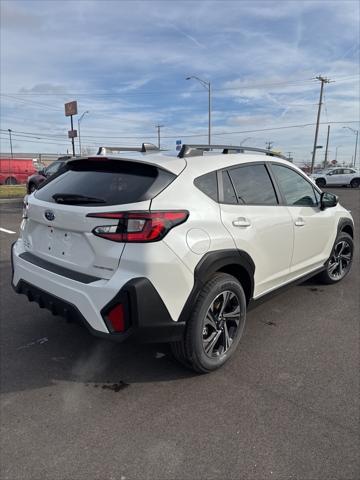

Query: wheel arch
178;249;255;323
338;217;354;238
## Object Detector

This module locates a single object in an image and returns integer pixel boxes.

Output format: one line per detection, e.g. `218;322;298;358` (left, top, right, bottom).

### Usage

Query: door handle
294;217;305;227
232;217;251;228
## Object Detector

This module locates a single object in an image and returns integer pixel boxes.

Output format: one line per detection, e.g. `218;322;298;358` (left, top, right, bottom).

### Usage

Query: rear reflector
87;210;189;243
107;304;125;332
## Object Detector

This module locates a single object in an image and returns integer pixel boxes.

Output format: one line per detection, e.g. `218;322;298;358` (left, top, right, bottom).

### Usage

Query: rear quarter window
194;171;218;201
35;159;176;206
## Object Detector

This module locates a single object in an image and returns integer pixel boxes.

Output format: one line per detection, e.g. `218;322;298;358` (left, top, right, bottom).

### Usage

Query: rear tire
171;273;247;373
317;232;353;284
350;178;360;188
316;178;326;188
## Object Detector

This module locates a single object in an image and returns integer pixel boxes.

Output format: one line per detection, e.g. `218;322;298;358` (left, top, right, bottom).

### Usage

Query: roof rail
178;144;289;161
97;143;160;155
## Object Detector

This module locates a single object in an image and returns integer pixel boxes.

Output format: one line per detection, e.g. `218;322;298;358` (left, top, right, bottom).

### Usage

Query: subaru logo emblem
44;210;55;221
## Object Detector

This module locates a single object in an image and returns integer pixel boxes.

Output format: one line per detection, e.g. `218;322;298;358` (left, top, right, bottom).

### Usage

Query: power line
0;120;358;140
2;75;358;98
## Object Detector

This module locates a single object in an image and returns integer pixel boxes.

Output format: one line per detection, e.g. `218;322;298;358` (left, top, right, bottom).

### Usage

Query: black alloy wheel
202;290;241;358
318;232;354;284
327;239;353;281
171;273;247;373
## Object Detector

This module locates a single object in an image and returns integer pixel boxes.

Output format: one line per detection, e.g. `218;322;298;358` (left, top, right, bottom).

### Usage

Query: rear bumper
11;242;185;343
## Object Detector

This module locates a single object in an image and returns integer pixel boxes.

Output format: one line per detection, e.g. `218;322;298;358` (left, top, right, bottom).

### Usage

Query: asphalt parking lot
0;189;359;480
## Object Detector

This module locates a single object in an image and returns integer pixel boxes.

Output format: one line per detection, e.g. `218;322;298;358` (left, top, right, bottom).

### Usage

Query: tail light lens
87;210;189;242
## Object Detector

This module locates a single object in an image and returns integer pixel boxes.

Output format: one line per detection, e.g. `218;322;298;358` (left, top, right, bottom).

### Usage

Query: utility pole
323;124;330;168
286;152;293;162
310;76;331;173
265;141;273;150
156;124;164;149
8;129;13;183
186;76;211;144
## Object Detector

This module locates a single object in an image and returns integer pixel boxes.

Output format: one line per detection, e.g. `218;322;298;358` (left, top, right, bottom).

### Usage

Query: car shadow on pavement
0;242;201;397
1;296;197;396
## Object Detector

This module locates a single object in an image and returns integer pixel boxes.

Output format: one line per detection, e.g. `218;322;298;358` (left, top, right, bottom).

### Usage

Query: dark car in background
26;156;72;193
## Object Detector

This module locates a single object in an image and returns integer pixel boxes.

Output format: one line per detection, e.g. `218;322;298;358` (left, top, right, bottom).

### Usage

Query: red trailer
0;158;37;185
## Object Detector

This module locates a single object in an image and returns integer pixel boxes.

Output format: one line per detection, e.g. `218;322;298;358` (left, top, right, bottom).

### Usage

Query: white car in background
311;167;360;188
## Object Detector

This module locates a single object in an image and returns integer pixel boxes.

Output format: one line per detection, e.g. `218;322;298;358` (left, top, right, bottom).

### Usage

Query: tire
350;178;360;188
317;232;354;284
316;178;326;188
171;273;247;373
5;177;17;185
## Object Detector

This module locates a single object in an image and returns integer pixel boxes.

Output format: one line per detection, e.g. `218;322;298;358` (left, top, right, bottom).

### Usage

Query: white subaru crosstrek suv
12;144;355;373
311;167;360;188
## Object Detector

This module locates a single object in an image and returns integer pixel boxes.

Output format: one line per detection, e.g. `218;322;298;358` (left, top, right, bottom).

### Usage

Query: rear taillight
87;210;189;243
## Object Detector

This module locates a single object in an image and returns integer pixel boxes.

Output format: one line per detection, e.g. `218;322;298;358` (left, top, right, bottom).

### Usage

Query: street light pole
240;137;252;146
343;126;359;168
78;110;89;156
186;76;211;144
335;146;341;161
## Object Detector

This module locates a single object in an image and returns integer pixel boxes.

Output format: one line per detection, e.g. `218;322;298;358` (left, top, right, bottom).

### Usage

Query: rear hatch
22;157;178;280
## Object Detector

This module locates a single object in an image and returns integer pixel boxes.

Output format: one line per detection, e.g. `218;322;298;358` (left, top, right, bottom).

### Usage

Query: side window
343;169;352;174
222;171;237;204
271;164;317;207
45;162;62;176
194;171;218;202
227;164;278;205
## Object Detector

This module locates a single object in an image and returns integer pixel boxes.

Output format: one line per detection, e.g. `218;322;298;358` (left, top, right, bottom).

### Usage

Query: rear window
35;159;175;206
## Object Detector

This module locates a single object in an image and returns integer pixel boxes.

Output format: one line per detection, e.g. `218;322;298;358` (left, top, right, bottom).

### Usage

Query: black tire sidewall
187;274;246;372
316;178;326;188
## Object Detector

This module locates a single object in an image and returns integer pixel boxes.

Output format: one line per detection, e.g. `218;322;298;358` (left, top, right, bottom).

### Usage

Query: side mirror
320;192;338;210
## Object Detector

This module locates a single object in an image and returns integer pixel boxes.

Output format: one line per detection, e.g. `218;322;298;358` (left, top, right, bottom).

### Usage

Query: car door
270;163;337;277
219;162;294;297
326;169;343;186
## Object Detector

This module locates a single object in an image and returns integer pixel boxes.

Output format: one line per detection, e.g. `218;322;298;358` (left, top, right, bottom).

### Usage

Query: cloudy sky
0;0;359;166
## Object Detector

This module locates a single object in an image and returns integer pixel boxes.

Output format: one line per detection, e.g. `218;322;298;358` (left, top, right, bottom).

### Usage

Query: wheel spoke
218;291;231;317
223;306;240;319
338;259;343;276
328;261;339;274
205;311;218;330
223;322;232;351
204;330;222;355
337;241;346;255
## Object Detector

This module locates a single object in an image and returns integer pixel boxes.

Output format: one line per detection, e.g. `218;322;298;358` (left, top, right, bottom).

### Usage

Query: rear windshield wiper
52;193;106;204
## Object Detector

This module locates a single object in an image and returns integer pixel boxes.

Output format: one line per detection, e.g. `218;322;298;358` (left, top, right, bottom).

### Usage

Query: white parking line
0;227;16;234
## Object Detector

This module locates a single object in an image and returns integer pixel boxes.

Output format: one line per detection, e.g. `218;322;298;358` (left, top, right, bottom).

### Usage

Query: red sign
64;101;78;117
68;129;78;138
